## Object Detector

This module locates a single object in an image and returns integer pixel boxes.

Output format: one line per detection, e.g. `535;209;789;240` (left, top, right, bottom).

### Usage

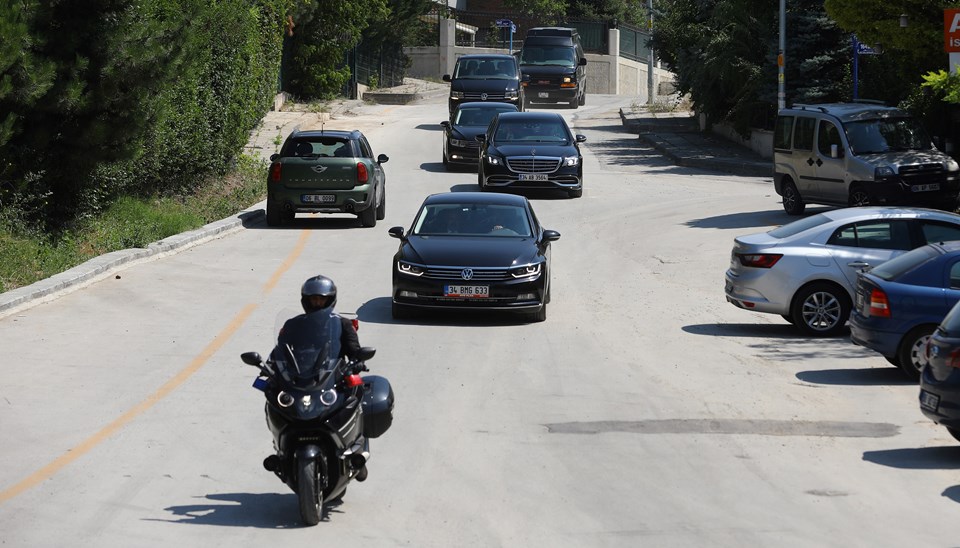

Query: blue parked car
849;241;960;380
920;300;960;442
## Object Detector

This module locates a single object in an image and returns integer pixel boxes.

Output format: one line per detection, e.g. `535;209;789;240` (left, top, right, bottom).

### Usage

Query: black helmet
300;275;337;314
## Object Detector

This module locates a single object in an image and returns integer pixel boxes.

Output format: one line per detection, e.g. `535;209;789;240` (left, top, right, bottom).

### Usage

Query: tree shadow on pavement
683;322;881;364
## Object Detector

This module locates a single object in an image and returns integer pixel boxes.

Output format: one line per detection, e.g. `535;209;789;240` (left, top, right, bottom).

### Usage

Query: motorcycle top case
361;375;394;438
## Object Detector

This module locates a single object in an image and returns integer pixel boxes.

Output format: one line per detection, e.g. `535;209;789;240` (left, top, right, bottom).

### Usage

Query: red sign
946;9;960;52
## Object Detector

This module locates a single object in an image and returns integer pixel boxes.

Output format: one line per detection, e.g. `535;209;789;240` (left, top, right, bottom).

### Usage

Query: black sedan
920;299;960;442
477;111;586;198
388;192;560;322
441;102;518;170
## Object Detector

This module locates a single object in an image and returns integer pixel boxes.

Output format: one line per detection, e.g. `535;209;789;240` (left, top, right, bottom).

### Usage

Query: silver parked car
724;207;960;335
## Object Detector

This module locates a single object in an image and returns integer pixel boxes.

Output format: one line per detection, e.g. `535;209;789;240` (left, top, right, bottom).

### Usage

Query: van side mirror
830;144;842;159
442;74;452;82
579;58;587;66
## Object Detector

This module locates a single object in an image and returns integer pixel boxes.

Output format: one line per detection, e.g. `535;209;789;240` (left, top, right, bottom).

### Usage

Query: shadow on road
415;123;442;132
795;367;914;386
357;296;541;327
685;207;834;231
683;322;883;363
862;446;960;470
150;492;302;528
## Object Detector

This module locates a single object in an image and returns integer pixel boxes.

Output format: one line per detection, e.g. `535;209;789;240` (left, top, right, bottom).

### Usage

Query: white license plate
538;92;550;98
519;173;548;181
444;285;489;298
920;389;940;412
855;292;864;312
302;194;335;203
912;183;940;192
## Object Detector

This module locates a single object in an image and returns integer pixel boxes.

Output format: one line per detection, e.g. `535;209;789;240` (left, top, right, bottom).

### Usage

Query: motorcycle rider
288;274;361;360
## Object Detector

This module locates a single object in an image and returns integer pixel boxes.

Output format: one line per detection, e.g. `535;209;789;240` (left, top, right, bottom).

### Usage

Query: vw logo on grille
480;93;488;101
461;269;474;280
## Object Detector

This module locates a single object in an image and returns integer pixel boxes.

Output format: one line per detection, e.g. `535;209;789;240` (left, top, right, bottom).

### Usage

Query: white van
773;103;960;214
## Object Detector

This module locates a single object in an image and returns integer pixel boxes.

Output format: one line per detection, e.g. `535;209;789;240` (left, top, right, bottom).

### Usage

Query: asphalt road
1;93;958;547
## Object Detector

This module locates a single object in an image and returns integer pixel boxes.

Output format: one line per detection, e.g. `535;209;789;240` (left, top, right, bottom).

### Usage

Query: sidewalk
619;107;772;178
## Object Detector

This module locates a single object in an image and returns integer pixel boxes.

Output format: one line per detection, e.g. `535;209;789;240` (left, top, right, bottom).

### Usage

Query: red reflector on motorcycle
344;374;363;388
351;318;359;331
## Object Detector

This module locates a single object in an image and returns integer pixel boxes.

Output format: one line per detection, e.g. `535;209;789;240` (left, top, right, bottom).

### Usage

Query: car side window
920;221;960;245
817;121;843;157
793;116;816;151
827;220;911;250
950;261;960;289
774;116;794;150
358;136;373;159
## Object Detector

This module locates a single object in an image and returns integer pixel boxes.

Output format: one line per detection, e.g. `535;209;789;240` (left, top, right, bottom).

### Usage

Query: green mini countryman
266;129;389;227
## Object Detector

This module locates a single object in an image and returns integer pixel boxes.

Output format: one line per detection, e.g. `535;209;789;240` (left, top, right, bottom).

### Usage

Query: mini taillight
270;162;282;182
357;162;368;184
737;254;782;268
344;374;363;388
868;288;890;318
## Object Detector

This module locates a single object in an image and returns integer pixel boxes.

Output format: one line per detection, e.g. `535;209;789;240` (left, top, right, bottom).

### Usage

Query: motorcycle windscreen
272;311;343;386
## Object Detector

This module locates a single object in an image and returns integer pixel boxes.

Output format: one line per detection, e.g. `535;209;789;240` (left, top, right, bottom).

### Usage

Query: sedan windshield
413;204;532;237
843;117;935;155
494;120;569;143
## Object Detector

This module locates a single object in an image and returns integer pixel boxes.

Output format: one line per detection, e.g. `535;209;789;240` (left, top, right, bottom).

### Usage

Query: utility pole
778;0;785;110
647;0;655;105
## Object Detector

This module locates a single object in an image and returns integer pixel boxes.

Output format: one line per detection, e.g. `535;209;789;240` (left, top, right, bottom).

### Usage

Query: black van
442;54;524;115
518;27;587;109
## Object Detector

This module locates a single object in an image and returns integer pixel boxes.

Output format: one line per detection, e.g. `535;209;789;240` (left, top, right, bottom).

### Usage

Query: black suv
443;54;524;115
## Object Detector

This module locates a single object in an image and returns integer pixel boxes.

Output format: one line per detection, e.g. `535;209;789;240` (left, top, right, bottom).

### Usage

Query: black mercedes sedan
388;192;560;322
441;102;518;170
477;111;586;198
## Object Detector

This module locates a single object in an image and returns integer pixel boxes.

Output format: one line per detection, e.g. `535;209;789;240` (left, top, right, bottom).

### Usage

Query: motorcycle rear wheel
297;455;322;525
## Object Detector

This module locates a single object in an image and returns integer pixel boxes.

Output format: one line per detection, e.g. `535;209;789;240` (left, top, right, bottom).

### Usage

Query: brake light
357;162;368;184
737;254;782;268
868;288;890;318
344;374;363;388
270;162;282;182
948;348;960;369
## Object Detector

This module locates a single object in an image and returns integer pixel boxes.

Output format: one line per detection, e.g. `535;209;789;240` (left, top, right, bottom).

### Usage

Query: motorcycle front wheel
297;455;323;525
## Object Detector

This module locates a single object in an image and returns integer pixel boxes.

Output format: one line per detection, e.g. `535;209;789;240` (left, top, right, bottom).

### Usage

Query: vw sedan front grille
506;157;561;173
423;267;510;281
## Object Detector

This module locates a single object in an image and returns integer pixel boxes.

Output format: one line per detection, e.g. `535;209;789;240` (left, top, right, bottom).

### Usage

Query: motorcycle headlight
450;139;470;147
397;261;424;276
509;263;542;278
562;156;580;167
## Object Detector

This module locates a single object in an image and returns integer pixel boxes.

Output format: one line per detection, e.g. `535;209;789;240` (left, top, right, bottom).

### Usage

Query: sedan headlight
397;261;424;276
562;156;580;167
509;263;542;278
486;155;503;166
450;139;470;147
451;91;464;99
946;159;959;172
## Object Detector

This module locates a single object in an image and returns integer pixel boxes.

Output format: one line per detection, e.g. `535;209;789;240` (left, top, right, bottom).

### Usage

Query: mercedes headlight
486;155;503;166
450;139;470;147
562;156;580;167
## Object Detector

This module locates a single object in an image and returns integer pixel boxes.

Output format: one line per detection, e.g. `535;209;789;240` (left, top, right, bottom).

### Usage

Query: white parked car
724;207;960;335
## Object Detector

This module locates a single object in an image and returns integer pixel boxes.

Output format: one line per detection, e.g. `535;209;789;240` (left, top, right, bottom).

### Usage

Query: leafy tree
503;0;567;23
570;0;646;26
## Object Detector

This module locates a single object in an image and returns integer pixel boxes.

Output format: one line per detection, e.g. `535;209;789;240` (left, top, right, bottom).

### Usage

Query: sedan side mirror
388;226;406;239
377;154;389;164
575;135;587;143
241;352;263;366
541;229;561;242
476;134;486;142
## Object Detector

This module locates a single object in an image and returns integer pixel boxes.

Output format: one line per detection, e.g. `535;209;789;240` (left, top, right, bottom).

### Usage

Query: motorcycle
240;311;394;525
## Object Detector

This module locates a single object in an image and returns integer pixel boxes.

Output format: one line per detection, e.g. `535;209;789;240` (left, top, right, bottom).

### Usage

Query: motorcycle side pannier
361;375;394;438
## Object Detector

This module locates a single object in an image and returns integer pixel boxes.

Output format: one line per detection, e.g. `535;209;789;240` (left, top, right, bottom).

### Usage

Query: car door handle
848;261;870;269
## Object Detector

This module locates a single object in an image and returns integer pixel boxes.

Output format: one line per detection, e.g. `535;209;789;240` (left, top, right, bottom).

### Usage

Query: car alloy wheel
781;179;805;215
791;282;850;336
896;325;936;381
849;186;870;207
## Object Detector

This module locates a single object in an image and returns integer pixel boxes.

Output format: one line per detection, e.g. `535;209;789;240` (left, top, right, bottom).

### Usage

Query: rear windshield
939;300;960;335
282;137;353;158
869;245;939;281
767;214;830;239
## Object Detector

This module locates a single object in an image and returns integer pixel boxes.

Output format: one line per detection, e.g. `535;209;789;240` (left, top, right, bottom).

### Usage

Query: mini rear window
284;138;352;158
869;245;940;281
768;214;830;239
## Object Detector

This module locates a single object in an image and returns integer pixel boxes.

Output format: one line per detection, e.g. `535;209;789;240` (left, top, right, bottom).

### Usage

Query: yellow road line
0;229;312;504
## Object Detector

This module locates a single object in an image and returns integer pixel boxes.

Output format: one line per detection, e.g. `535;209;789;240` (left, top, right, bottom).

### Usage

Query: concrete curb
0;205;265;317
